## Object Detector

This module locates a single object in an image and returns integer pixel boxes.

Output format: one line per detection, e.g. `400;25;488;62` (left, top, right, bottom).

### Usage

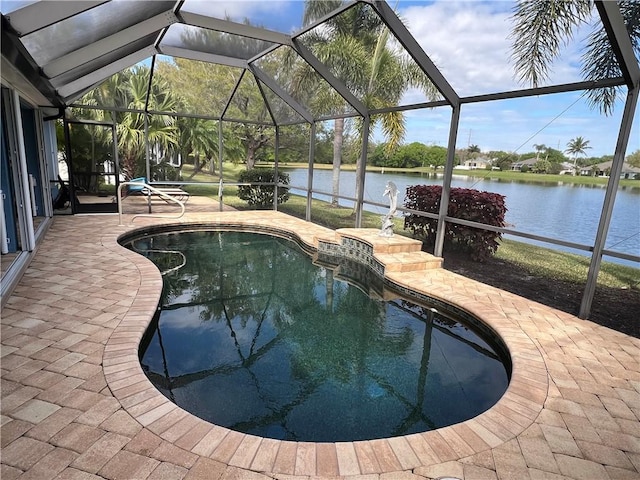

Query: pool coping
100;211;548;477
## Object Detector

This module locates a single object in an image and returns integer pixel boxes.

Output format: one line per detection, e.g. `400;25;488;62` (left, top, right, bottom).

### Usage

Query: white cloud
399;1;516;95
398;1;587;96
388;1;638;156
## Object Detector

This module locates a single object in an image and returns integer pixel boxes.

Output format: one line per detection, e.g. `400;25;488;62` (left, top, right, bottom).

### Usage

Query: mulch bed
442;252;639;338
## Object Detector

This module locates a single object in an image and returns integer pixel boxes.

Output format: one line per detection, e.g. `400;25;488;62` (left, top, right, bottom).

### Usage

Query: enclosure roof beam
250;66;314;123
67;102;226;122
144;55;157;113
291;0;358;39
291;39;367;117
370;0;460;107
220;116;275;127
0;17;61;107
254;75;278;126
247;44;282;65
42;10;178;79
461;77;627;104
3;0;109;36
57;46;157;99
158;46;248;69
369;100;450;115
64;82;104;105
220;70;246;119
178;11;291;46
595;0;640;88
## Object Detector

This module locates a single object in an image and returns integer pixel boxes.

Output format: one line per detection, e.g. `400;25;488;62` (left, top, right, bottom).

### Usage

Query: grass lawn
495;239;639;289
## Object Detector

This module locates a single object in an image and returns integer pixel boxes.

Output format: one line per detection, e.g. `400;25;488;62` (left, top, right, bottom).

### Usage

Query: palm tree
116;68;178;180
301;0;439;208
565;136;592;174
510;0;640;115
533;143;547;161
173;117;218;179
468;144;481;154
76;67;179;180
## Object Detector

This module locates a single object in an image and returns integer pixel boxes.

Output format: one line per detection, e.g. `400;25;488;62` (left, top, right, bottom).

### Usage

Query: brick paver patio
2;211;638;480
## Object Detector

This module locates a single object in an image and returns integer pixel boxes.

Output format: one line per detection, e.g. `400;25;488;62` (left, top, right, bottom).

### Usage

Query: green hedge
237;169;290;207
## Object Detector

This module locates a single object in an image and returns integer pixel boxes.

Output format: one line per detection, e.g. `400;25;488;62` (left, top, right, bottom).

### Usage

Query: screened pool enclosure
1;0;638;319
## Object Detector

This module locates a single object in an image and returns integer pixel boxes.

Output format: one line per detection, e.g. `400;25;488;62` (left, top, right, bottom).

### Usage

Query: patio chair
125;177;190;203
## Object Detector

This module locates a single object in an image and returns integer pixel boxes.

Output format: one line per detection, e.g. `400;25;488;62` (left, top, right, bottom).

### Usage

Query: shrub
237;169;290;207
404;185;506;261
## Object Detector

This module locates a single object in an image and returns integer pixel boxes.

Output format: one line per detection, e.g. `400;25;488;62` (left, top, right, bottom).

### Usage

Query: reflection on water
131;231;510;442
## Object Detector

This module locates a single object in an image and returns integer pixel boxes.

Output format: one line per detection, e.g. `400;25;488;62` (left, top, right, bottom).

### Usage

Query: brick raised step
336;228;423;254
376;251;443;272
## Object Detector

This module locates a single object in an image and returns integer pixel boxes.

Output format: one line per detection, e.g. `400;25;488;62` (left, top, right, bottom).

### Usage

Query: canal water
284;168;640;264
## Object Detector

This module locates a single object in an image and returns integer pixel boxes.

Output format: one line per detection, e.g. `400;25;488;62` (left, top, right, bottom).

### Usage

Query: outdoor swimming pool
125;229;510;442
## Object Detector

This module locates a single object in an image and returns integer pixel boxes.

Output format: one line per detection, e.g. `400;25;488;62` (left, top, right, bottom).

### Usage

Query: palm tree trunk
188;152;201;180
331;118;344;207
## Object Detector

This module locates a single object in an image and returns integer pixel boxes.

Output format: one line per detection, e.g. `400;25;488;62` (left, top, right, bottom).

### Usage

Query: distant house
460;156;491;170
579;161;640;179
511;158;538;171
558;162;576;175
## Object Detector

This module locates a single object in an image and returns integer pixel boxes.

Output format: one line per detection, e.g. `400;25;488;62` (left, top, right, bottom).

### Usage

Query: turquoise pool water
127;230;510;442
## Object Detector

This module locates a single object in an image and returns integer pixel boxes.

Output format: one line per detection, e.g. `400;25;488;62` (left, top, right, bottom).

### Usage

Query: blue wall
1;114;18;252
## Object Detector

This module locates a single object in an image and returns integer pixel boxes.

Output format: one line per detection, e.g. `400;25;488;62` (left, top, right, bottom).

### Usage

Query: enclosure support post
434;105;461;257
579;85;638;319
218;120;224;212
306;122;316;222
112;120;120;212
355;115;370;228
274;125;279;212
144;114;150;182
62;116;77;215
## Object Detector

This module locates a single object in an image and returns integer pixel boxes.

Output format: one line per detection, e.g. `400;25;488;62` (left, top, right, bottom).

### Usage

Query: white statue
379;181;398;237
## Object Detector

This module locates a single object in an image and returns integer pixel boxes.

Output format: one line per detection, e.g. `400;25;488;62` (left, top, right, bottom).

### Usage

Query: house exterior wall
0;75;56;304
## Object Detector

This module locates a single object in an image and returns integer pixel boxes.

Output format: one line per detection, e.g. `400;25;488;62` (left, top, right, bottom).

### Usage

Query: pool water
128;230;510;442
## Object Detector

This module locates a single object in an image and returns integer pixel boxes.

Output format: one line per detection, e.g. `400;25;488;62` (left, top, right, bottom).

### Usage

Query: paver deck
2;211;639;480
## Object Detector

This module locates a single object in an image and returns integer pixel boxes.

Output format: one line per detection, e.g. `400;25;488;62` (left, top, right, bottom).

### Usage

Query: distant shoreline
268;162;640;189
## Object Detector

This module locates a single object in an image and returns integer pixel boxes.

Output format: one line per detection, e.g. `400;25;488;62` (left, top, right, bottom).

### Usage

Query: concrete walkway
1;212;639;480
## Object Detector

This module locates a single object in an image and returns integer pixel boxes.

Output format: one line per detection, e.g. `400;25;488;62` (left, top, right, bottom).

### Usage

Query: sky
196;0;638;158
389;1;640;158
98;0;630;159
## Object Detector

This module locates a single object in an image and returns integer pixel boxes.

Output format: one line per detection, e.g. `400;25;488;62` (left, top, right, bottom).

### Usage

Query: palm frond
303;0;344;27
403;59;441;102
510;0;593;87
369;27;391;93
311;34;370;92
582;0;640;115
378;111;406;153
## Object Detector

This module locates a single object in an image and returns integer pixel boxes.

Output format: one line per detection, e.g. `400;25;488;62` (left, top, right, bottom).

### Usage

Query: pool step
375;251;443;272
314;227;443;277
336;228;423;254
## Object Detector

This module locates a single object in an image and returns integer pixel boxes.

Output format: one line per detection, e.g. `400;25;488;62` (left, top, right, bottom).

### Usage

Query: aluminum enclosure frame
1;0;638;323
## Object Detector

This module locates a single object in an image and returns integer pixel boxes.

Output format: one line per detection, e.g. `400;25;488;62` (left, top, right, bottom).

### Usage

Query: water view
285;169;640;263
